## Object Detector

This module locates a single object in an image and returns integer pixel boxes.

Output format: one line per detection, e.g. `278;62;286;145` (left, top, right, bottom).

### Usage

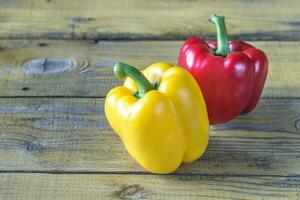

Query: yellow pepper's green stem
114;62;154;98
209;15;230;57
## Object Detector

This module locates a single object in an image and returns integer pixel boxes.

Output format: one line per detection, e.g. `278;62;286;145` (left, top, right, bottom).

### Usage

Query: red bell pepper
178;15;268;124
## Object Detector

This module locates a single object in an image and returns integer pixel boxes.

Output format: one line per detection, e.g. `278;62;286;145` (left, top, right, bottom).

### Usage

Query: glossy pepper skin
105;62;209;174
178;15;268;124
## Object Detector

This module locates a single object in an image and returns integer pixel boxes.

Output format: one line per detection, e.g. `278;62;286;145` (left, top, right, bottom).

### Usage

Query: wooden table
0;0;299;199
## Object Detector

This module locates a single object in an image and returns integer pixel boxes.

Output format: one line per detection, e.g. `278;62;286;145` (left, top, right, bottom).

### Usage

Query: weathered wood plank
0;173;299;200
0;40;299;98
0;0;299;40
0;98;299;175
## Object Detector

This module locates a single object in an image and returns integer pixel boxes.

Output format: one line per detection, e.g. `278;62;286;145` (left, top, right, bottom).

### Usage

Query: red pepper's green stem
114;62;154;98
209;15;230;57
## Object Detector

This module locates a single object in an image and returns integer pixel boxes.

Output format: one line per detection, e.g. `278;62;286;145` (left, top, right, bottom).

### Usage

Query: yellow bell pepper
105;62;209;174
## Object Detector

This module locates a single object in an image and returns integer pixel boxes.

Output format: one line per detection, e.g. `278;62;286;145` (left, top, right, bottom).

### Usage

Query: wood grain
0;97;299;175
0;173;299;200
1;1;299;198
0;40;299;98
0;0;299;40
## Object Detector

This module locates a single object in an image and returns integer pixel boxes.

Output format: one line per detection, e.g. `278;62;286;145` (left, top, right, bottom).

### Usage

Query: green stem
209;15;230;57
114;62;154;98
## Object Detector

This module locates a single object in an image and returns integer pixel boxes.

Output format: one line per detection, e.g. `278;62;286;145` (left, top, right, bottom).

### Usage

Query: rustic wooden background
0;0;300;199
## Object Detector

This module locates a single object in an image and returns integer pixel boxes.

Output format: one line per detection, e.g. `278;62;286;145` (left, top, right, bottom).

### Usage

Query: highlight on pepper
178;15;268;125
105;62;210;174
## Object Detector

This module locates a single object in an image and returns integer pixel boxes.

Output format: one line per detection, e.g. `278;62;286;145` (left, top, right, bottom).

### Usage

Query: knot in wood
26;141;45;152
112;184;145;199
22;58;73;74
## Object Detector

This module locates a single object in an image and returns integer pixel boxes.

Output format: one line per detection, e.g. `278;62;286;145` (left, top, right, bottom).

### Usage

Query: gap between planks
0;170;299;178
0;96;299;99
